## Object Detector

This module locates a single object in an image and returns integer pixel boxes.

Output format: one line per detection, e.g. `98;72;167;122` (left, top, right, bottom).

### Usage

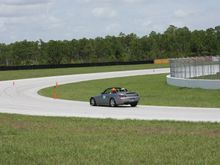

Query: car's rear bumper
116;97;139;105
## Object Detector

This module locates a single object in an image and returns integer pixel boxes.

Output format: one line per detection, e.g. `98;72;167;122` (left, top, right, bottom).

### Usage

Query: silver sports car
90;87;140;107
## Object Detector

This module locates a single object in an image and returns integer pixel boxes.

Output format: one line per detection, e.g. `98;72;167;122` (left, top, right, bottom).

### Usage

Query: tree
191;30;206;56
0;43;10;66
46;40;64;64
0;25;219;66
205;28;218;55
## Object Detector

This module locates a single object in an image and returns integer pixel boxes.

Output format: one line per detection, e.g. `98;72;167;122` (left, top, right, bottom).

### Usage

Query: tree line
0;25;220;66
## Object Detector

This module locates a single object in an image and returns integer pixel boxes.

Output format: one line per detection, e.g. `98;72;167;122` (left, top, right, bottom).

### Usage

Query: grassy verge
39;74;220;108
0;113;219;165
0;64;168;81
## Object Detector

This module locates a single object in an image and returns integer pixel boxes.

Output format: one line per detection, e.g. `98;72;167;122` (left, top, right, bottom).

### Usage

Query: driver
111;87;117;93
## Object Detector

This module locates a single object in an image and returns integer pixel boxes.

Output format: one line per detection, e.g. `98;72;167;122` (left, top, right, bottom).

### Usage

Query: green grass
39;74;220;108
0;64;168;81
0;113;219;165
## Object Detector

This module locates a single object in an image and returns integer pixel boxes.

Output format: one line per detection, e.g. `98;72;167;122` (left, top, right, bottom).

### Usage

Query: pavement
0;68;220;122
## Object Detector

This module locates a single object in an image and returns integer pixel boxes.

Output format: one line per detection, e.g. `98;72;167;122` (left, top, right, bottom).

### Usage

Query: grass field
1;64;220;164
39;74;220;108
0;113;219;165
0;64;168;81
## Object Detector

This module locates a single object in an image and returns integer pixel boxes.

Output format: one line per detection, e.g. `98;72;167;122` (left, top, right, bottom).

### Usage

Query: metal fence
170;56;220;78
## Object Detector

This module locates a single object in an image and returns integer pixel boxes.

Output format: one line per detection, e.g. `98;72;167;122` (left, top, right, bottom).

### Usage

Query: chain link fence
170;56;220;79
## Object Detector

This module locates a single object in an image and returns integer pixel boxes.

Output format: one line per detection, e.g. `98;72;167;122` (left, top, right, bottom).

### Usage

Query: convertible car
90;87;140;107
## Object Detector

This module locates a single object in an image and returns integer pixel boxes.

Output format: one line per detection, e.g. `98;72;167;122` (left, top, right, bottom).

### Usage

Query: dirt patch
191;129;220;137
12;122;32;129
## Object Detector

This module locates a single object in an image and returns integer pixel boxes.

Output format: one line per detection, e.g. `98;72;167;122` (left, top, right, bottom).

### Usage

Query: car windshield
103;87;128;94
117;88;128;92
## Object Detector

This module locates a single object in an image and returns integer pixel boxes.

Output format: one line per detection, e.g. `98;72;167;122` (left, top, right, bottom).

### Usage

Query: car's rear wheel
130;102;138;107
90;98;97;106
109;98;117;107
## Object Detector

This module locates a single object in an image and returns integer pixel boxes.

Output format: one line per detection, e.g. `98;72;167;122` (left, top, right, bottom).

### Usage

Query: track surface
0;68;220;122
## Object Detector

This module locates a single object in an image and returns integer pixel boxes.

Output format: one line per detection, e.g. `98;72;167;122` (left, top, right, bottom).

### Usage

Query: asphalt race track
0;68;220;122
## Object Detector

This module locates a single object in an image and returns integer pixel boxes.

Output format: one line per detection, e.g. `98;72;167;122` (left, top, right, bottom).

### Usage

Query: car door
100;88;111;106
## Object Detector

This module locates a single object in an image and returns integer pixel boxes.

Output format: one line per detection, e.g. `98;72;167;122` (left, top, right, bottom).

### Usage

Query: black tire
130;102;138;107
90;98;97;106
109;98;117;107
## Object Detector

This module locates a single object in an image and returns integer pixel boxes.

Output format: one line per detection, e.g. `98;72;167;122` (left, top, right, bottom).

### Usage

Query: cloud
92;7;117;18
0;0;220;43
105;23;120;33
0;3;49;18
77;0;145;5
0;19;7;32
142;21;152;28
174;9;189;18
0;0;51;6
122;0;144;3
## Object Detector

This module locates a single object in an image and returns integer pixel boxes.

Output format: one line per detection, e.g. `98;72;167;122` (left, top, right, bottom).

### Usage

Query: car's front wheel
130;102;138;107
90;98;97;106
109;98;117;107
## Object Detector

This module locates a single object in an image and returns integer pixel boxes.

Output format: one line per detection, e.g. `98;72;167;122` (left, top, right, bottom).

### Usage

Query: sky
0;0;220;43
